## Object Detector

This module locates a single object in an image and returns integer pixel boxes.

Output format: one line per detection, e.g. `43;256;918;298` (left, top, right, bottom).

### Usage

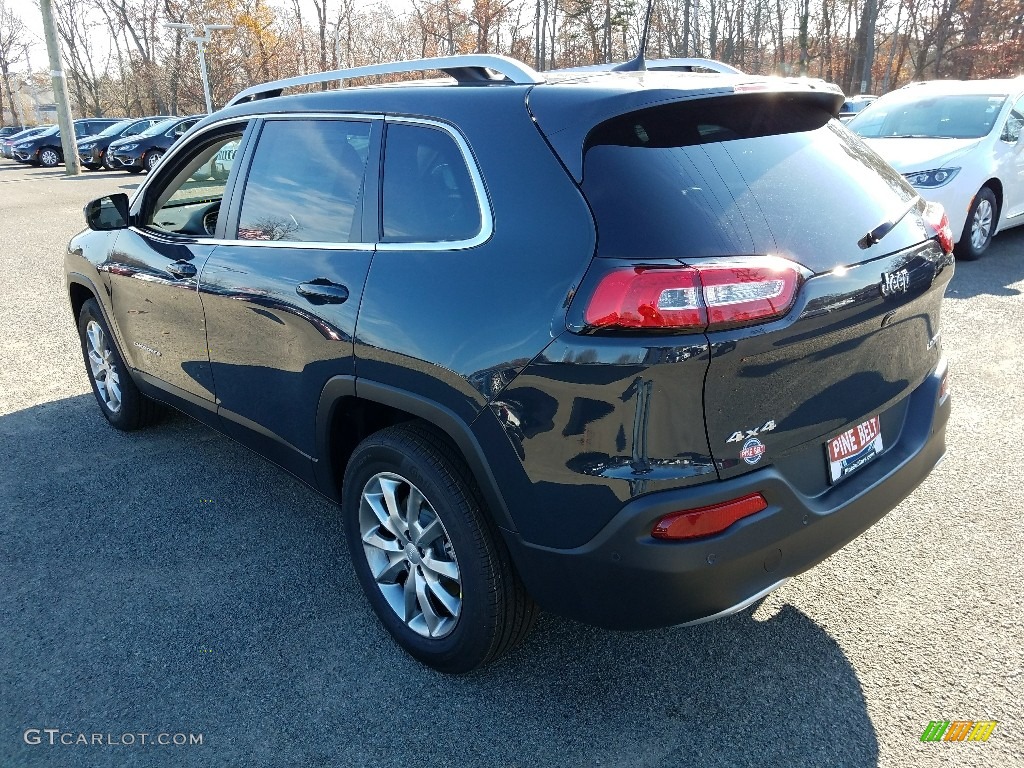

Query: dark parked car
2;126;52;159
839;94;877;121
12;118;120;166
77;116;171;170
66;54;953;673
107;115;204;173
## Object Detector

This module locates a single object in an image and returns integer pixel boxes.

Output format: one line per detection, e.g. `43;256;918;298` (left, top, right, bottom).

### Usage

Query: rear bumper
504;360;950;630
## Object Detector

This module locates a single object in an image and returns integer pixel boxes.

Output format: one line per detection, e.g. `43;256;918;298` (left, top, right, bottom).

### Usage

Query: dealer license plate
826;415;883;484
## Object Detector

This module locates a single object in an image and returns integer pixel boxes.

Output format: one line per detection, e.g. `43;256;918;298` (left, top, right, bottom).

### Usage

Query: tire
955;187;997;260
38;147;61;167
83;163;101;171
77;299;161;431
342;423;536;673
126;166;143;174
102;152;116;170
144;151;163;172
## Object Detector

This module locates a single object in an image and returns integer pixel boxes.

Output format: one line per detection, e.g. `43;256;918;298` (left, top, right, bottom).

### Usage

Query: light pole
165;23;234;114
39;0;80;174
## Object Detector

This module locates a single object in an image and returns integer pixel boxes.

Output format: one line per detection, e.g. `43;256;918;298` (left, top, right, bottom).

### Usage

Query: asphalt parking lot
1;160;1022;768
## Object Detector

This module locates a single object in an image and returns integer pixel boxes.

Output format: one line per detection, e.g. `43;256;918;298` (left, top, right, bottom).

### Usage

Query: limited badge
740;437;766;465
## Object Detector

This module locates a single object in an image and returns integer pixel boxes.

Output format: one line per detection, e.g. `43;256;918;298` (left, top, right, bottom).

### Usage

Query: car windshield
849;94;1007;139
94;119;136;138
9;128;43;141
138;118;180;137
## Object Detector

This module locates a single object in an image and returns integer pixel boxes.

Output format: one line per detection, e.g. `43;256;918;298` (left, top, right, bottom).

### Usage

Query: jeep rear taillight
583;258;803;332
585;268;703;329
924;202;954;255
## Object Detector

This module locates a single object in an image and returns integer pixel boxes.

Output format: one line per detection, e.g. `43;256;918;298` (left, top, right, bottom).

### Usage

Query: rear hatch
551;87;953;490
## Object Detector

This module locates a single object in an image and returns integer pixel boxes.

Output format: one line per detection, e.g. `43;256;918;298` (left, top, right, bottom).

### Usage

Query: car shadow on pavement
945;226;1024;299
1;395;877;768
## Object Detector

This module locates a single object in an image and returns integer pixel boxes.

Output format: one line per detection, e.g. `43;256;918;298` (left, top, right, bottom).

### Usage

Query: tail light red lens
585;268;703;328
924;202;954;255
652;493;768;540
583;258;803;332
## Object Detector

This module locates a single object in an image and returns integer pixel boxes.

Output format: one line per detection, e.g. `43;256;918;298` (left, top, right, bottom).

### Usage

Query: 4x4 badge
726;420;777;443
880;268;910;296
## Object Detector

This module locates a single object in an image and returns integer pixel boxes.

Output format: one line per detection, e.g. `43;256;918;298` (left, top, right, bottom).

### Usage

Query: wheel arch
315;377;516;533
67;274;130;362
67;275;98;323
982;178;1004;227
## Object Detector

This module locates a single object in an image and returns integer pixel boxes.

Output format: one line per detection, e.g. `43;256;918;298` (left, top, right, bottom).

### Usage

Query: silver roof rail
552;57;742;75
227;54;544;107
645;58;743;74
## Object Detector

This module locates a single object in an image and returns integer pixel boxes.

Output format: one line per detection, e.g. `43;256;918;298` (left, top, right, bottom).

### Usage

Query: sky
3;0;414;76
5;0;47;72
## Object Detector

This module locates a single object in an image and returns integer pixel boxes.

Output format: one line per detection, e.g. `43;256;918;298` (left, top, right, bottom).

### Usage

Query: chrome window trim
376;115;493;251
129;111;493;252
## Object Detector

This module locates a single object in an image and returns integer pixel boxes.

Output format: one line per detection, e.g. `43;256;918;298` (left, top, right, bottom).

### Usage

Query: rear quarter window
381;122;482;244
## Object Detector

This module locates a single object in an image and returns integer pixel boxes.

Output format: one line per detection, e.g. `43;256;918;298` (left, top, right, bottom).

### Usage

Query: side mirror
84;193;130;231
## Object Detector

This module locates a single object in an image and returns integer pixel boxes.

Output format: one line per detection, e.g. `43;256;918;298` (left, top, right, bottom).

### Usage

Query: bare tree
0;0;25;126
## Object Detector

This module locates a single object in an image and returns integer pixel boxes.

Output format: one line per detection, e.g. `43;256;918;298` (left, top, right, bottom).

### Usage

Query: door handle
167;260;197;279
296;281;349;305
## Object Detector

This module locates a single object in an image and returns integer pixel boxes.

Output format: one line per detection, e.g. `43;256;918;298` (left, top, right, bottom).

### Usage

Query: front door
199;116;380;479
997;94;1024;223
105;121;251;405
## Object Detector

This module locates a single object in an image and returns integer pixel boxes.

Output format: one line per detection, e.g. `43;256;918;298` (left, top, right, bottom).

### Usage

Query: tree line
1;0;1022;122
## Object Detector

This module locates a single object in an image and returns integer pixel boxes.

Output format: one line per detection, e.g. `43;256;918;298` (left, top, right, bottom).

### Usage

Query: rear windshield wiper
859;196;920;249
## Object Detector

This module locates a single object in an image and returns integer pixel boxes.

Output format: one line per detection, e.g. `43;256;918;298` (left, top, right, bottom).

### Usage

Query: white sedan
848;78;1024;259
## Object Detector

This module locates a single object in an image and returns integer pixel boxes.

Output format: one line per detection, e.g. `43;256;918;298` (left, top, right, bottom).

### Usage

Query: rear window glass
582;97;917;263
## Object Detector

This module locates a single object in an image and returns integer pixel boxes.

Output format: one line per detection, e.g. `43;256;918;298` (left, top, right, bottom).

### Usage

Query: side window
1002;96;1024;143
236;119;370;243
381;122;482;243
145;130;246;237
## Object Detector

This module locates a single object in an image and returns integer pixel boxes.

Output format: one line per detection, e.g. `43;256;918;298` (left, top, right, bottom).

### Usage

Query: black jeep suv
65;54;954;673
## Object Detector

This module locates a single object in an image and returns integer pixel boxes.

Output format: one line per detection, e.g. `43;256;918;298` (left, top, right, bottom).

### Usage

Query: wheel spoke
378;477;409;538
416;570;446;636
421;551;459;581
362;528;403;553
412;516;443;548
364;491;402;539
405;485;426;527
403;564;420;622
373;553;409;585
106;376;122;409
421;568;460;617
87;349;105;376
86;323;104;354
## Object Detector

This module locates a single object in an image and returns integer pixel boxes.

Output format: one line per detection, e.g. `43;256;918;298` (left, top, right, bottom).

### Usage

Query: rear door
199;116;380;481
